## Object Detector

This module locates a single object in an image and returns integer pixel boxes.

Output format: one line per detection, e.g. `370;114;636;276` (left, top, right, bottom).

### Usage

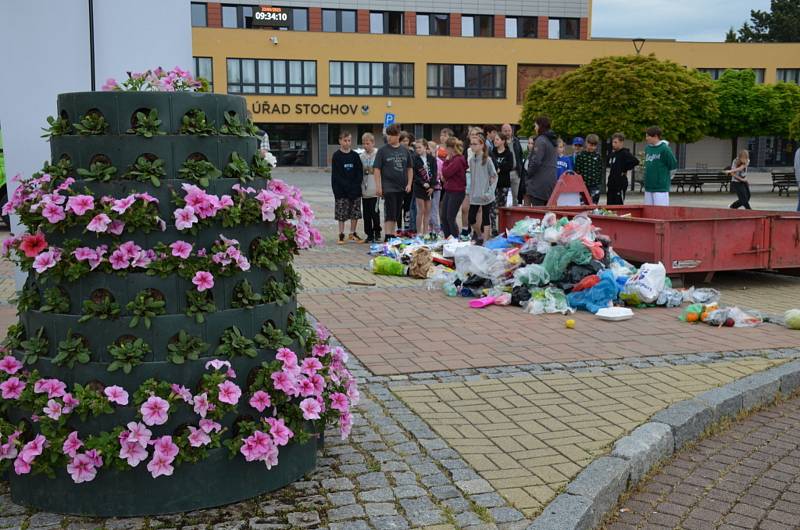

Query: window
507;16;537;38
427;64;506;98
417;13;449;36
277;8;308;31
549;18;579;39
227;58;316;95
370;11;403;34
777;69;800;84
323;9;356;32
329;62;414;97
221;4;255;28
190;3;207;27
699;68;765;83
193;57;213;90
462;15;493;37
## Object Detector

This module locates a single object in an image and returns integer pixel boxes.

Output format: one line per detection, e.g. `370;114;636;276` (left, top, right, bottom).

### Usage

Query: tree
724;27;737;42
735;0;800;42
763;82;800;138
790;111;800;140
518;55;718;144
709;69;774;160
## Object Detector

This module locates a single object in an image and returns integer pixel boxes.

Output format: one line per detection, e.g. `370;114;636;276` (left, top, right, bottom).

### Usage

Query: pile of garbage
367;212;775;327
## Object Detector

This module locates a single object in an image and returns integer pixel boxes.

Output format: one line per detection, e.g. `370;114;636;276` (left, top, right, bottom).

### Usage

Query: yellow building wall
192;28;800;125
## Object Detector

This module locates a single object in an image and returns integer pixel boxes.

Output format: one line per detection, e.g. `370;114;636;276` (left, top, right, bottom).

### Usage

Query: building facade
190;0;800;168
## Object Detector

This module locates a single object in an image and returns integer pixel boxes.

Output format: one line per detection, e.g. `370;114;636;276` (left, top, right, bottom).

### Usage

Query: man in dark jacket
606;132;640;205
525;117;558;206
502;123;524;205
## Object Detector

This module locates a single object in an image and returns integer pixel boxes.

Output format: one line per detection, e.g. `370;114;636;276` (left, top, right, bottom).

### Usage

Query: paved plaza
0;169;799;529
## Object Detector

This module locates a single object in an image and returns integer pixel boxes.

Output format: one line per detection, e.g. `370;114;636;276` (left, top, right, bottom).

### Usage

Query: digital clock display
252;6;293;27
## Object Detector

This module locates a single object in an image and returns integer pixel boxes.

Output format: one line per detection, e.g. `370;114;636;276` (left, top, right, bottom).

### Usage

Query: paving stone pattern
393;357;787;517
609;393;800;530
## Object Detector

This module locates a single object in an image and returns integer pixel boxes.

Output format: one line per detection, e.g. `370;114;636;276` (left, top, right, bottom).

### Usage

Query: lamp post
632;38;646;55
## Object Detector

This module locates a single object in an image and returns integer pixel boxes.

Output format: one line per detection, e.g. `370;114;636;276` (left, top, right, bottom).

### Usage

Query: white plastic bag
454;245;502;279
443;239;473;258
622;262;666;304
506;189;514;207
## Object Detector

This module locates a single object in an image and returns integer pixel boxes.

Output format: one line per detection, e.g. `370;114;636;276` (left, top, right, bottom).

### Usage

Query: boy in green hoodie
644;126;677;206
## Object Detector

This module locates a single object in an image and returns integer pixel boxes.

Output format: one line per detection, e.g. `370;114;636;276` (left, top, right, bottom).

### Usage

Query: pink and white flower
174;206;198;230
301;357;323;376
43;399;63;420
125;422;152;447
249;390;271;412
217;380;241;405
111;196;135;214
188;426;211;447
299;397;322;420
33;249;60;273
140;396;170;426
192;270;214;292
1;377;25;399
266;417;293;446
87;213;112;233
104;385;129;406
42;202;66;224
107;219;126;236
62;431;83;458
119;437;149;467
67;453;97;483
193;392;212;418
66;195;95;216
199;418;222;433
33;378;67;399
169;240;193;259
146;452;174;478
0;355;23;375
152;435;179;460
330;392;350;413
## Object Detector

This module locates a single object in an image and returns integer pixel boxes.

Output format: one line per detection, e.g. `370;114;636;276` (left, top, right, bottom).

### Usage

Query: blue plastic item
567;270;621;314
483;237;513;250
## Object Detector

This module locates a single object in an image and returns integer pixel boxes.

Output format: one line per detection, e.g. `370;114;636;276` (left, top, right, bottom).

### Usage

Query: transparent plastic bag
559;214;594;243
525;287;573;315
426;270;457;292
542;212;558;228
543;227;561;243
657;288;684;308
454;245;500;279
509;217;541;237
513;264;551;287
690;287;721;304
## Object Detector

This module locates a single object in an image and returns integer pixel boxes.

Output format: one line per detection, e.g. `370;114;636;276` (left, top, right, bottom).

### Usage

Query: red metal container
498;205;800;275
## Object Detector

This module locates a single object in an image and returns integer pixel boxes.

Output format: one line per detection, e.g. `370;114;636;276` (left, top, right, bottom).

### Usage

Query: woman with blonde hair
727;150;751;209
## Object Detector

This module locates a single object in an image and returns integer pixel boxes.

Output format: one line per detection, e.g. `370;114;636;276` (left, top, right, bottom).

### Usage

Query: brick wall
516;64;578;102
537;16;549;39
494;15;505;38
580;17;589;40
404;12;416;35
309;7;321;32
207;2;221;28
451;13;461;37
357;9;369;33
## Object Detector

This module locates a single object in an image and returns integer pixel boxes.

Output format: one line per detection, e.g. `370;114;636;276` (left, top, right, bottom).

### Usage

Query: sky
591;0;772;42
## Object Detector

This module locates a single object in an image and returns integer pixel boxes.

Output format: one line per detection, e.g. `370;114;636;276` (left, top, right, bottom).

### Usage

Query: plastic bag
566;271;620;313
370;257;407;276
543;227;560;243
621;262;666;304
690;287;720;304
609;255;637;279
454;245;502;279
511;285;532;307
513;264;551;287
484;237;513;250
785;309;800;330
559;214;593;243
542;212;558;228
542;240;593;281
443;239;473;258
572;274;601;292
727;307;762;327
408;248;433;279
525;287;573;315
656;288;684;308
679;303;704;322
426;269;457;291
509;217;541;237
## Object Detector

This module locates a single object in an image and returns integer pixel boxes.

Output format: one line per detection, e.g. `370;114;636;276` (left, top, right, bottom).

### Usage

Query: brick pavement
608;393;800;530
392;357;785;517
301;288;800;375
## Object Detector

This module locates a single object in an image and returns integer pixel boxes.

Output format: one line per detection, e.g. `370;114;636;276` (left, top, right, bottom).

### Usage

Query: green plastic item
557;217;569;227
679;303;705;322
371;256;407;276
541;240;592;281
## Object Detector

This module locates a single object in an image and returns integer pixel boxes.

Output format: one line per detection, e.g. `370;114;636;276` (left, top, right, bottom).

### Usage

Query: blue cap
572;137;585;146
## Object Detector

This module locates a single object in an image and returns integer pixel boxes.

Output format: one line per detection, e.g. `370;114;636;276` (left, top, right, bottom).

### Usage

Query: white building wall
684;137;740;169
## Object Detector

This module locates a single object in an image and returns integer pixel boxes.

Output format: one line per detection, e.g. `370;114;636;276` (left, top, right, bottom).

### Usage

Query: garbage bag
462;275;493;290
543;227;560;243
656;288;684;308
454;245;502;279
679;303;705;322
520;249;547;265
509;217;541;237
370;256;407;276
513;264;551;287
559;214;594;243
542;212;558;228
484;237;513;250
511;285;532;307
426;269;457;291
689;287;721;304
572;274;601;292
443;239;473;258
621;262;666;304
542;240;593;282
566;271;620;313
785;309;800;330
525;287;573;315
727;307;762;327
609;255;637;279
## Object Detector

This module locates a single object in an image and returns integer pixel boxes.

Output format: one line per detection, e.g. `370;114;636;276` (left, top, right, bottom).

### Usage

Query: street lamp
632;38;646;55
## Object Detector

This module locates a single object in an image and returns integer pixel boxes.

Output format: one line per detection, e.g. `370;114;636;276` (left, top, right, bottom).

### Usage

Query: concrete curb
525;359;800;530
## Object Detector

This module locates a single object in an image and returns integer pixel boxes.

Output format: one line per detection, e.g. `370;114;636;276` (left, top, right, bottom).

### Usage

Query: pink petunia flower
249;390;272;412
33;249;60;273
107;220;125;236
152;435;179;460
73;247;97;262
217;380;241;405
187;426;211;447
339;411;353;440
42;202;66;224
174;206;198;230
67;453;97;483
125;422;152;447
170;384;193;404
276;348;298;368
111;196;135;214
301;357;323;376
192;270;214;292
62;392;79;413
240;430;273;462
199;418;222;433
0;355;23;375
109;249;129;270
169;240;193;259
296;378;316;397
299;397;322;420
43;399;63;420
310;374;326;395
270;370;297;395
140;396;169;426
147;452;174;478
33;378;67;399
119;438;149;467
312;344;330;357
66;195;95;216
87;213;112;233
266;417;293;446
193;392;212;418
104;385;129;405
205;358;231;371
329;392;350;413
62;431;83;458
0;377;25;399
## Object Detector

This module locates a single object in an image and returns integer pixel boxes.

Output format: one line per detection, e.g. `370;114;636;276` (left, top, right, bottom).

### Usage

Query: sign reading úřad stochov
252;6;292;27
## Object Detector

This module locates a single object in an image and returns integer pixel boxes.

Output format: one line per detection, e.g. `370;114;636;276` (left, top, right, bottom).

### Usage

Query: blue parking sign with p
384;113;396;128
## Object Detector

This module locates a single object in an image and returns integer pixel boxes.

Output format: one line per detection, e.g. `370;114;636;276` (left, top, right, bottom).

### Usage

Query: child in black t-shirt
330;131;364;244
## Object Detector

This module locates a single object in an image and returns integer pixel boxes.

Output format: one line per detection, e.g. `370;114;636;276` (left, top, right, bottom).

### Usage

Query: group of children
330;122;681;245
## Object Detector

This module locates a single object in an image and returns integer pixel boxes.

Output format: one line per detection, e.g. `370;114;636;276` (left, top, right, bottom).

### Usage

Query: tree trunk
731;137;738;165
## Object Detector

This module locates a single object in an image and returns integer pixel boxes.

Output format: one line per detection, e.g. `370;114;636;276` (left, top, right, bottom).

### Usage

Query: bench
771;170;798;196
672;169;729;193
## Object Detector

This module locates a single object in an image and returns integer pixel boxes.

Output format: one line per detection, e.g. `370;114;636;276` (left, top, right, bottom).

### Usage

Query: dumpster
498;205;800;275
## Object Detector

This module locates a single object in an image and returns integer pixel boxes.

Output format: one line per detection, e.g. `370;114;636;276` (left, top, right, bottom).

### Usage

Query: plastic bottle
444;283;458;297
